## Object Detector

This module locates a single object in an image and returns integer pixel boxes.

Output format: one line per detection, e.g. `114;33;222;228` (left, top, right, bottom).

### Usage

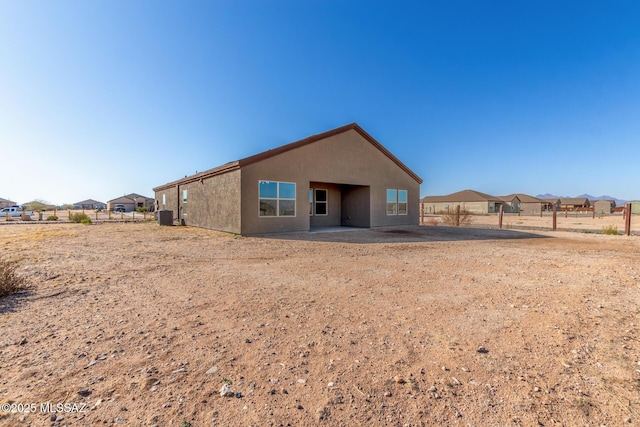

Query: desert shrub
602;225;618;235
69;212;91;224
136;206;148;213
0;258;26;298
440;207;474;226
46;215;58;221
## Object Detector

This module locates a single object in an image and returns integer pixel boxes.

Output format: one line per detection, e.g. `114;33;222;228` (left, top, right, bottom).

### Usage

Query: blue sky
1;1;639;205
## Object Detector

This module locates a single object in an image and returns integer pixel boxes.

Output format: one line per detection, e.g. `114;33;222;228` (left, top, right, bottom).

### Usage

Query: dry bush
69;212;92;224
440;207;474;226
0;258;26;298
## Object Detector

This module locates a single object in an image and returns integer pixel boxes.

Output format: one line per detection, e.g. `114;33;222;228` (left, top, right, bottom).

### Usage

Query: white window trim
310;188;328;216
258;181;296;218
398;189;408;216
386;189;408;216
387;189;397;215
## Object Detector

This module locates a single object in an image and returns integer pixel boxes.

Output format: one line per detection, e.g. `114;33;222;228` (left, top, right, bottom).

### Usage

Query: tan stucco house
421;189;504;215
0;198;17;209
73;199;107;210
107;193;154;212
499;193;548;214
153;123;422;235
593;199;615;215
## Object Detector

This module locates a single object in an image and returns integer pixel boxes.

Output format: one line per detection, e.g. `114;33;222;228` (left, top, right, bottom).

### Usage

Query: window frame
398;189;408;215
386;189;408;216
310;188;328;216
386;189;398;215
259;181;296;217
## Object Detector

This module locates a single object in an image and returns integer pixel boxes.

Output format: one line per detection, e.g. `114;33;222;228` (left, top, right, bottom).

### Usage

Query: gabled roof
126;193;153;200
500;193;546;203
108;193;153;204
154;123;422;191
497;194;521;203
421;189;502;203
559;197;590;205
74;199;105;206
0;197;16;204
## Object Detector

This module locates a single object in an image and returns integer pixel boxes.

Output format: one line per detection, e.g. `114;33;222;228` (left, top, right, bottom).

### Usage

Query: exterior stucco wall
240;129;420;235
593;200;613;214
341;185;370;227
309;182;342;228
179;170;242;233
520;202;544;215
155;188;180;223
0;200;16;209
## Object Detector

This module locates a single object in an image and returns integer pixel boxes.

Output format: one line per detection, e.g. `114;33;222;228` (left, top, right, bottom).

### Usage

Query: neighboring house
499;194;548;215
107;194;154;212
73;199;107;210
593;199;615;215
558;198;590;211
497;194;521;213
153;123;422;235
420;190;504;215
0;198;17;209
541;198;562;212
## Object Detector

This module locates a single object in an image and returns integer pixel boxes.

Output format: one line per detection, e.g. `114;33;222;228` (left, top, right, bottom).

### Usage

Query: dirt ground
1;221;639;426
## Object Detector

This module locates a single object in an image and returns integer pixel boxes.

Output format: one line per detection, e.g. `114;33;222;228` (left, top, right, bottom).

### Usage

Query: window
162;194;166;209
182;189;188;203
398;190;407;215
309;188;328;216
259;181;296;217
386;189;397;215
387;189;408;215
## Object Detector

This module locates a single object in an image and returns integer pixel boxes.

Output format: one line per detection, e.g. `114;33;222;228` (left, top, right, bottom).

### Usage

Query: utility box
158;210;173;226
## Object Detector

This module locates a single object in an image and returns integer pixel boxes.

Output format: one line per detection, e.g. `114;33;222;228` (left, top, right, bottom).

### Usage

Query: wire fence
421;205;639;235
1;209;155;224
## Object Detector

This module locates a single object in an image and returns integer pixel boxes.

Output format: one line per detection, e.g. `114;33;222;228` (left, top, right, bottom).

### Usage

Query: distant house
497;194;521;213
421;190;504;215
0;197;17;209
73;199;107;210
540;198;561;212
593;200;615;215
558;198;590;211
499;194;548;215
153;123;422;235
107;194;154;212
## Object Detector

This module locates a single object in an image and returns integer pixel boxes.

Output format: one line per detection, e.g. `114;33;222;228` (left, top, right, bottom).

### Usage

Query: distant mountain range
536;193;628;206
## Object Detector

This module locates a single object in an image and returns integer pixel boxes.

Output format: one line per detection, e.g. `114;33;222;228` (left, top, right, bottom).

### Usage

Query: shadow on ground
0;289;33;315
258;225;550;244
